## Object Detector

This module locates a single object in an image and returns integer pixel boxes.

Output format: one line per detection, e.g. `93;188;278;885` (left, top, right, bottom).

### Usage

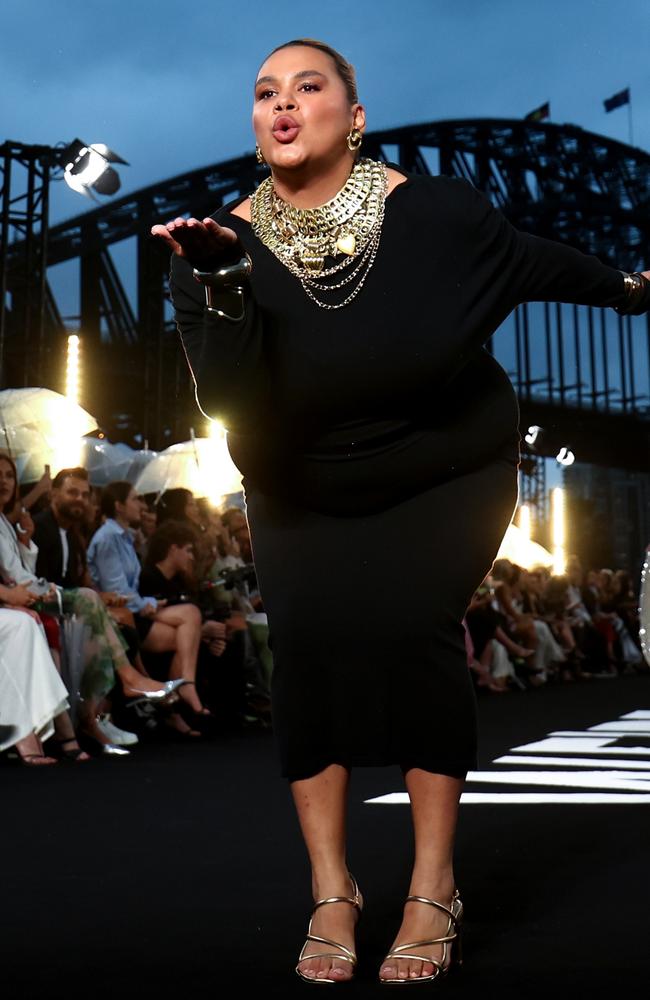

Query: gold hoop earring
256;144;266;165
346;128;363;152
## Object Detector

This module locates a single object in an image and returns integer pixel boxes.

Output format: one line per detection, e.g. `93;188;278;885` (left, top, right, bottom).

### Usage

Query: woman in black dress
152;39;650;986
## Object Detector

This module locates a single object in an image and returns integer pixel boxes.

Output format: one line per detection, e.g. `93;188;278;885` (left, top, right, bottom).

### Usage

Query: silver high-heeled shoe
125;678;188;708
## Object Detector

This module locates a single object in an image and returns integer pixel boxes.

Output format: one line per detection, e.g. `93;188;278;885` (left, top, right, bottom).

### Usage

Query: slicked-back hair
53;467;89;490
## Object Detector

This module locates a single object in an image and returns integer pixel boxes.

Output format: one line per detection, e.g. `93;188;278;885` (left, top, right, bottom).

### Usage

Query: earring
346;127;363;152
256;144;266;165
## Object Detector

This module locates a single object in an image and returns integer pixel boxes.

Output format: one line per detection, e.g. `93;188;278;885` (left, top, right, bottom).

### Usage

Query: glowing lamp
551;487;566;575
62;139;128;198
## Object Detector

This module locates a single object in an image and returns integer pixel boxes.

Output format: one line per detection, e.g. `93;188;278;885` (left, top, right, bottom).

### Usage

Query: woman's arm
162;218;272;434
0;518;39;585
450;177;650;315
88;535;154;614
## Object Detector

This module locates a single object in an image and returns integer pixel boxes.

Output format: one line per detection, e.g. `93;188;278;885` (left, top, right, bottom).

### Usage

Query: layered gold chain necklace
250;157;388;310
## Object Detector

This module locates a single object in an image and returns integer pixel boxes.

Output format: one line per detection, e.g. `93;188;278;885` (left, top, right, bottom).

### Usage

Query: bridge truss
1;119;649;508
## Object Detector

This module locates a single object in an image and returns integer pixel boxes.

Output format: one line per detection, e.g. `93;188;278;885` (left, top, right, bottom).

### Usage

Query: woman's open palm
151;216;239;270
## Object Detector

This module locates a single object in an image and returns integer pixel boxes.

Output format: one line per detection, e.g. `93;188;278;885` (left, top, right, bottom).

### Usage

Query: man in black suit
33;467;91;587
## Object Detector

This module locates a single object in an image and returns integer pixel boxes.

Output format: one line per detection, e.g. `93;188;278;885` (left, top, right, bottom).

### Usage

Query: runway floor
3;673;649;998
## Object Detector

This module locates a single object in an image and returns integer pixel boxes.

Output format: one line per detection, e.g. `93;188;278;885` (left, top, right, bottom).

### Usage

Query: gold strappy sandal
378;889;463;985
295;871;363;984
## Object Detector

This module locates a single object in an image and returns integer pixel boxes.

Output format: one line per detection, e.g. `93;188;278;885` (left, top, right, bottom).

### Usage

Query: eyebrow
255;69;327;87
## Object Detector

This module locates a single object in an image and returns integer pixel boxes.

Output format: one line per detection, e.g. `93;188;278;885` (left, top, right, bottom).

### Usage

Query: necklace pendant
336;232;356;256
302;254;325;274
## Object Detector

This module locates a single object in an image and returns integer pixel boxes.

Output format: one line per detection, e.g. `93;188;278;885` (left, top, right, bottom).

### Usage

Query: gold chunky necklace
250;157;388;310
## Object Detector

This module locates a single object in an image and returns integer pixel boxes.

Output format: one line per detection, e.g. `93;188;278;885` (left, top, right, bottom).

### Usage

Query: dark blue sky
4;0;649;225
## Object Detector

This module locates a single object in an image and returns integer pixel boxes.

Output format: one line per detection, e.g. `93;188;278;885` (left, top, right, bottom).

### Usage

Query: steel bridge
2;119;649;490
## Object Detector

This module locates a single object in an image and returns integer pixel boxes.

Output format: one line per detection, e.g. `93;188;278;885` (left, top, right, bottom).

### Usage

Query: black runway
3;674;649;998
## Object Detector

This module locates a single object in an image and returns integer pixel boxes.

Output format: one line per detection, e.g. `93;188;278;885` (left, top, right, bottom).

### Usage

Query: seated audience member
140;520;226;653
613;570;645;670
33;467;91;587
522;570;589;681
88;482;210;722
463;588;509;693
133;498;157;561
140;520;249;725
465;581;534;691
157;488;216;581
32;466;157;746
565;557;612;673
598;568;643;670
0;455;180;751
492;559;566;683
0;595;90;765
218;504;272;709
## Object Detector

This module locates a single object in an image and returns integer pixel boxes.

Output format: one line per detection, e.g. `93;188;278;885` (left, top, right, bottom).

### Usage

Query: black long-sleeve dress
169;168;648;782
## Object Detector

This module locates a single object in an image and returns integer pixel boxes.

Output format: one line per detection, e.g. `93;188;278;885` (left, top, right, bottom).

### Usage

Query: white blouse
0;513;49;592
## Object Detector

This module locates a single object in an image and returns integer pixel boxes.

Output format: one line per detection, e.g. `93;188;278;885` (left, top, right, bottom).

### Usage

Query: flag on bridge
603;87;630;112
525;101;550;122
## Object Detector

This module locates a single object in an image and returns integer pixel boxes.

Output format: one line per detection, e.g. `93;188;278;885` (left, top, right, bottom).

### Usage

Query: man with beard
33;467;141;747
33;467;92;587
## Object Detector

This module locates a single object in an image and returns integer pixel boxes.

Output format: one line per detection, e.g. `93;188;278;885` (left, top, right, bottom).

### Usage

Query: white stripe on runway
492;754;650;770
366;792;650;805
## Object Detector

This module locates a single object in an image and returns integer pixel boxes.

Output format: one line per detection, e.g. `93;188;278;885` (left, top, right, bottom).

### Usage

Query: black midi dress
169;169;647;782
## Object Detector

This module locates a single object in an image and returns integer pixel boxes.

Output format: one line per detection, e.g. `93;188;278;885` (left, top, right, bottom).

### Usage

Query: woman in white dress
0;591;77;765
0;454;185;748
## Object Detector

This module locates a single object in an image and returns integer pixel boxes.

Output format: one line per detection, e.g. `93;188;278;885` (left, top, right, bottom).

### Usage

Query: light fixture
551;487;566;575
518;503;531;542
65;333;80;405
61;139;128;198
556;446;575;467
524;425;543;448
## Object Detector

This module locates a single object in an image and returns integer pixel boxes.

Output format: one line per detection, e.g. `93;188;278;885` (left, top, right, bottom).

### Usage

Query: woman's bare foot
297;873;362;982
163;712;201;738
379;879;458;982
14;733;57;765
54;738;91;761
176;680;210;716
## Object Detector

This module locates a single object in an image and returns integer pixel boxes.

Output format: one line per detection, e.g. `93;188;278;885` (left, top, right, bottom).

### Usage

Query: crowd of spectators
0;454;271;765
0;450;647;767
464;556;646;692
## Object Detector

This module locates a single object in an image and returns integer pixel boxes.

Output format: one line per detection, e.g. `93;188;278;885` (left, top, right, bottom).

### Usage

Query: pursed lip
272;115;300;133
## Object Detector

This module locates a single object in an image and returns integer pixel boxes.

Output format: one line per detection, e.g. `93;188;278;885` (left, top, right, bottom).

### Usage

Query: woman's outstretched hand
151;216;240;271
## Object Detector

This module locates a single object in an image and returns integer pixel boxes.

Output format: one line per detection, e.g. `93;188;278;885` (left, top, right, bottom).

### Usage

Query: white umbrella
125;447;159;485
496;523;554;570
0;387;98;482
79;438;134;487
135;433;242;501
0;387;97;436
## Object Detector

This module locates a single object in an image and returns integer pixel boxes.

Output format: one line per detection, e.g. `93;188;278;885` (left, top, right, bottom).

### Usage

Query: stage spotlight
61;139;128;198
65;333;80;405
556;446;575;467
551;487;566;575
524;425;543;448
518;503;531;542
